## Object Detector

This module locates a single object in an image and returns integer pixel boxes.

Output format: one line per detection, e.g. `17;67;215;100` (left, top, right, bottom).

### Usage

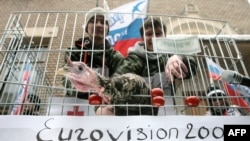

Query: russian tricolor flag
11;60;31;115
107;0;148;57
206;57;224;80
205;57;249;110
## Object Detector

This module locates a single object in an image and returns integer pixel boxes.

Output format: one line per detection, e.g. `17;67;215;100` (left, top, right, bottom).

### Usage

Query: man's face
87;15;109;40
211;98;227;112
143;26;164;51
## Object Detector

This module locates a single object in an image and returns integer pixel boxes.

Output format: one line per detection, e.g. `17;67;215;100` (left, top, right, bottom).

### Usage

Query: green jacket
114;41;197;78
62;37;124;99
112;41;197;115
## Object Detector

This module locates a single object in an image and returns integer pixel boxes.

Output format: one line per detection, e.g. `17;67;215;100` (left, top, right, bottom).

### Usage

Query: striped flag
227;80;250;104
229;84;250;97
11;60;31;115
107;0;149;57
205;57;249;110
206;57;224;80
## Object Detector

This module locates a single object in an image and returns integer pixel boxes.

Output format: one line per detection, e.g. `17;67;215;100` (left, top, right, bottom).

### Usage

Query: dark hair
27;94;41;111
139;17;167;37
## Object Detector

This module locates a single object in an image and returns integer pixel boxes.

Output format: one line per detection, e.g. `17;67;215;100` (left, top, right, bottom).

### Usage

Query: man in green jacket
96;17;197;116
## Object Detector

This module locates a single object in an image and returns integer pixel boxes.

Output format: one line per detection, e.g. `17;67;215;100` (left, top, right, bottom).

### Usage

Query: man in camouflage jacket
96;17;197;115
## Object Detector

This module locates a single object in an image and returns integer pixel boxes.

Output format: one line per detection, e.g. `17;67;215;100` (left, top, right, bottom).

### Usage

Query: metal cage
0;11;249;117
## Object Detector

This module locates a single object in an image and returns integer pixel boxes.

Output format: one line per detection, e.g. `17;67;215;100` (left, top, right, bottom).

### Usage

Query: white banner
152;35;201;54
0;116;250;141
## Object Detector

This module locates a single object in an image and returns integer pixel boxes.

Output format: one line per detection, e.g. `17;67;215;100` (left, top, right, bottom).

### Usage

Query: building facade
0;0;250;115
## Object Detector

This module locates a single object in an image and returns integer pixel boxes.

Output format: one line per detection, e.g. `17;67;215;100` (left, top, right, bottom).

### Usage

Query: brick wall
1;0;250;34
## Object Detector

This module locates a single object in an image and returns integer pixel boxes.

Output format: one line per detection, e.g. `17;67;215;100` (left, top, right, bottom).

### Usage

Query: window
15;45;48;63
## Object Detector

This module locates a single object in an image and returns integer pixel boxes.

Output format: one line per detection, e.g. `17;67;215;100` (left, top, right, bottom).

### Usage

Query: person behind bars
205;86;249;116
96;17;197;115
23;94;41;115
62;7;124;103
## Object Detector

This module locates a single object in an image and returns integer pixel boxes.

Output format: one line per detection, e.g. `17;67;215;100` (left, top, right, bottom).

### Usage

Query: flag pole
147;0;150;13
96;0;99;7
146;0;150;19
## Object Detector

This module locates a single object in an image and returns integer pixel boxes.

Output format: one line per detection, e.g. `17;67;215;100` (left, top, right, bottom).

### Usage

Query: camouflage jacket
62;37;124;99
110;41;197;115
114;41;197;79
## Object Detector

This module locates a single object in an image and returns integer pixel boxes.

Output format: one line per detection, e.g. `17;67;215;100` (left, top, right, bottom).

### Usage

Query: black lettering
90;130;103;141
156;128;167;139
147;125;152;140
198;126;209;139
169;128;178;139
150;128;153;140
75;128;88;140
106;130;123;141
37;118;54;141
58;128;73;141
137;128;147;140
127;126;131;141
212;127;223;139
186;123;196;139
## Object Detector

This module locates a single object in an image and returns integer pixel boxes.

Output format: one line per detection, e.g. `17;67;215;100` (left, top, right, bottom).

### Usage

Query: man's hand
165;55;188;83
95;93;114;115
96;105;114;115
98;93;112;104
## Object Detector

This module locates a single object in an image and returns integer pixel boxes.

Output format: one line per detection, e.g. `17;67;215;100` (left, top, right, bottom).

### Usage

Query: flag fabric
229;83;250;103
205;57;250;110
206;57;224;80
229;84;250;97
106;0;149;57
11;60;31;115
